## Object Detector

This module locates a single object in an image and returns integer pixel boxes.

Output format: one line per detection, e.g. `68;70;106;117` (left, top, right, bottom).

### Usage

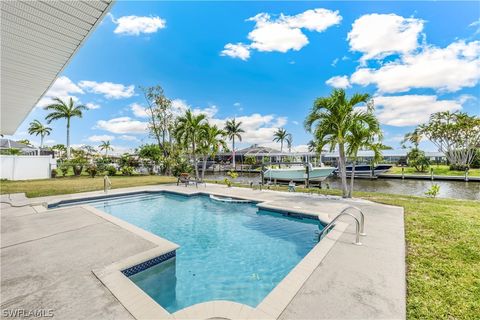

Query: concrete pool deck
1;184;406;319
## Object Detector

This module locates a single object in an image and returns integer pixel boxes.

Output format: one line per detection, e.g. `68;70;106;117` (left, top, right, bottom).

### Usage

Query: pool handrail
319;206;366;245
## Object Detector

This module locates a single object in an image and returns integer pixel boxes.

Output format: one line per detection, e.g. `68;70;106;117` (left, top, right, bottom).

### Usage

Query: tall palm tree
273;128;291;152
305;89;371;198
99;141;113;157
174;110;207;179
346;114;382;197
224;118;245;169
286;133;293;153
199;124;226;180
28;120;52;148
401;128;422;148
44;97;87;159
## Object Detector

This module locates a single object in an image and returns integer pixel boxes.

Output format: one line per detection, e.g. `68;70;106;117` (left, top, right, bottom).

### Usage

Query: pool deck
1;184;406;319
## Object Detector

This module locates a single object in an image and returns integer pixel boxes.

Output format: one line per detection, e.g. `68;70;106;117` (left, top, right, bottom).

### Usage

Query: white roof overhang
0;0;115;134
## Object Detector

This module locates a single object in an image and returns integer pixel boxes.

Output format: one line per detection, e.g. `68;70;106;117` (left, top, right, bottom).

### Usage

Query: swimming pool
60;192;324;313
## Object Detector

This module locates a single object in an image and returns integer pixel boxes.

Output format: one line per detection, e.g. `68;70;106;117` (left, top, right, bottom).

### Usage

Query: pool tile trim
44;185;349;320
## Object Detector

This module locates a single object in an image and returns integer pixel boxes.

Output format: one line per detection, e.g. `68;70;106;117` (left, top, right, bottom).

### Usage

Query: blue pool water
85;192;322;313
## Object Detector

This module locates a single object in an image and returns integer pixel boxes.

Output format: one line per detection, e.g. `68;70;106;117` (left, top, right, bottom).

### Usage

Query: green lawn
388;164;480;177
1;176;479;319
0;175;177;198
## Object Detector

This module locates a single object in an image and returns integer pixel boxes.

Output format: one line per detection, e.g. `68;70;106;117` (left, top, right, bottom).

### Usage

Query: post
402;167;405;179
305;162;310;188
430;167;434;180
261;163;264;188
104;175;111;193
465;168;469;182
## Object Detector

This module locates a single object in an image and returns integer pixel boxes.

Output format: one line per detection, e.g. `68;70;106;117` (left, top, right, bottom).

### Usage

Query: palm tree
305;89;371;198
286;133;293;153
28;120;52;148
224;118;245;169
273;128;291;152
346;115;382;197
99;141;113;157
199;124;226;180
174;110;207;179
44;97;87;159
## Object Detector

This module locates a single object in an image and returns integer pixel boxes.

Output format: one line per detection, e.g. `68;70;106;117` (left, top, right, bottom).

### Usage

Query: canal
205;172;480;200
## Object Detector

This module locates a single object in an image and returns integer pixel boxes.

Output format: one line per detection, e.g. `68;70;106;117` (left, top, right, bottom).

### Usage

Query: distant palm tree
273;128;291;152
44;97;87;159
28;120;52;148
99;141;113;157
199;124;226;180
174;110;207;179
224;118;245;169
305;89;373;198
286;134;293;153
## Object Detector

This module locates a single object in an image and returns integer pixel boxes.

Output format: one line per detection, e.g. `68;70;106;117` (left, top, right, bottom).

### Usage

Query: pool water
90;192;322;313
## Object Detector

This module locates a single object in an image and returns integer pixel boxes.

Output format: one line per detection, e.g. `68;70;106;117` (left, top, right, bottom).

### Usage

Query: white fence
0;155;55;180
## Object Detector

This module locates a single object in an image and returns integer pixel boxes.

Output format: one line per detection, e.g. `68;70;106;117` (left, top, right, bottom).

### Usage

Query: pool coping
44;186;348;320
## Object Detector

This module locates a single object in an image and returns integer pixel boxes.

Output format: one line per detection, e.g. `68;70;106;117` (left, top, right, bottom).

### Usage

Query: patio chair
176;173;205;188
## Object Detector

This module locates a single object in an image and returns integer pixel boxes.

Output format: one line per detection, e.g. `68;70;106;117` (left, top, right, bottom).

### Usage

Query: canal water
205;173;480;201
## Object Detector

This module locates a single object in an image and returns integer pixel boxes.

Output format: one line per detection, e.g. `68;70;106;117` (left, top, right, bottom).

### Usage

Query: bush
121;166;134;176
449;164;469;171
85;165;98;178
425;184;440;198
106;165;117;176
51;169;57;178
407;148;430;172
172;159;193;177
58;162;70;177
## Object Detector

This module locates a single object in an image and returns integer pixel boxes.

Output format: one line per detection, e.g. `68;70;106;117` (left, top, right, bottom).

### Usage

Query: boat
263;165;336;183
336;164;393;178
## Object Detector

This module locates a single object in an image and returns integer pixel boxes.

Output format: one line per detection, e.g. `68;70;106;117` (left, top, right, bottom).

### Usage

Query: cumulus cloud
221;43;251;61
85;102;100;110
109;14;166;36
350;40;480;93
88;135;115;142
36;76;84;107
79;81;135;99
119;135;140;142
374;95;463;126
348;13;424;62
222;8;341;59
96;117;148;134
326;75;351;89
130;103;150;118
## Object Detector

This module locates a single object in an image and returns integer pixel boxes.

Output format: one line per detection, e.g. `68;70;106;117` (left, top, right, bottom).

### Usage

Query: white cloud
170;99;219;118
96;117;148;134
88;135;115;142
374;95;462;126
85;102;101;110
119;135;140;142
292;121;299;125
37;76;84;108
109;14;166;36
351;40;480;93
222;8;341;59
79;81;135;99
291;144;309;152
326;75;351;89
348;13;424;62
130;103;150;118
221;43;251;61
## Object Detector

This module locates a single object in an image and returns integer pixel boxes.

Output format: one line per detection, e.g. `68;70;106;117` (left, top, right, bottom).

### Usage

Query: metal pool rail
319;206;366;245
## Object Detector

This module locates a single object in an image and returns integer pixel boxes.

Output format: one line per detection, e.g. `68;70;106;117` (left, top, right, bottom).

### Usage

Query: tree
401;128;422;149
416;111;480;169
199;124;226;180
174;110;207;179
305;89;371;198
28;120;52;148
406;148;430;172
17;139;32;147
286;134;293;153
224;118;245;169
273;128;291;152
51;144;66;159
44;97;87;159
99;141;113;157
138;144;162;174
346;115;383;197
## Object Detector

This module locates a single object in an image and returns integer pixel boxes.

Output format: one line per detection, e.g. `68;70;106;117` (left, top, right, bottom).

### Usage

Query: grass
388;164;480;177
0;175;177;198
1;176;479;319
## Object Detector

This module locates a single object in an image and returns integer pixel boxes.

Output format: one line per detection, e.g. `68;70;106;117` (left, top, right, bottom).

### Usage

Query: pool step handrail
319;206;366;245
104;175;112;193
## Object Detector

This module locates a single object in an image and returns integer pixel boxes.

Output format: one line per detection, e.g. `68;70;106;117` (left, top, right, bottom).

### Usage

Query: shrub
407;148;430;172
172;159;193;177
106;165;117;176
227;171;239;179
121;166;134;176
425;184;440;198
449;164;469;171
58;162;70;177
51;169;57;178
85;165;98;178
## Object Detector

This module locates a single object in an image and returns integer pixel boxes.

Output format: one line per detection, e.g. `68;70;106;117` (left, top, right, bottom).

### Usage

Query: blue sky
9;1;480;154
